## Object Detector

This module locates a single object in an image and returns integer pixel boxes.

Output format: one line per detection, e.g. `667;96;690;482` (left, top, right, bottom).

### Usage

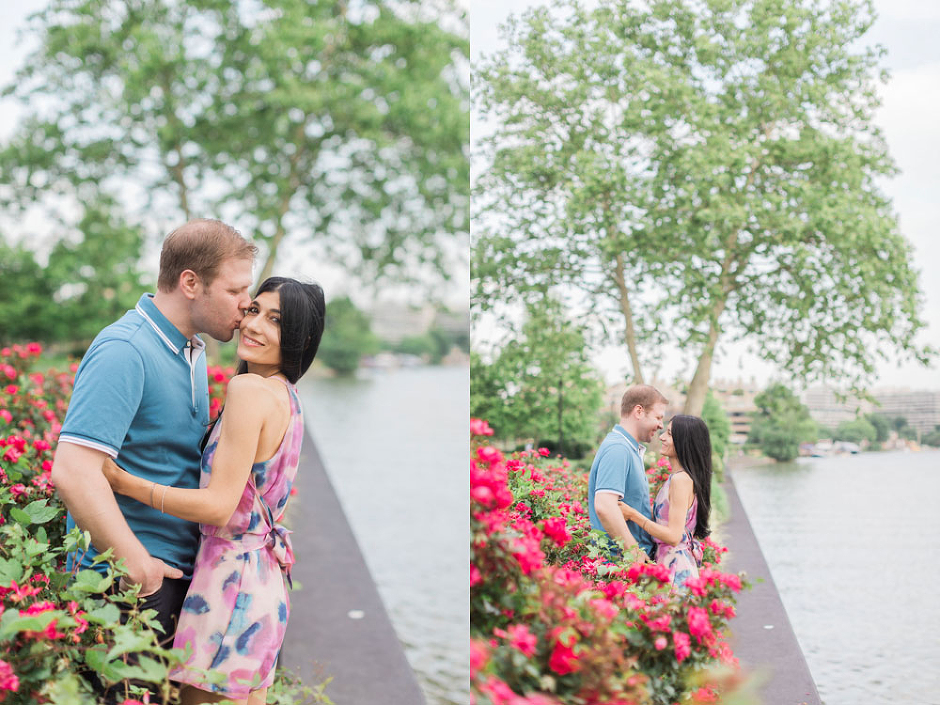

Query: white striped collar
135;294;203;354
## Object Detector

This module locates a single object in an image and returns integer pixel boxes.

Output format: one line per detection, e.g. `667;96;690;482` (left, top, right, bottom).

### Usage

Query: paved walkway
279;428;428;705
722;470;821;705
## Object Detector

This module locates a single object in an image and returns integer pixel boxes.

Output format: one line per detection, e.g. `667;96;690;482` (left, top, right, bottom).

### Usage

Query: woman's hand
618;500;641;524
101;457;130;496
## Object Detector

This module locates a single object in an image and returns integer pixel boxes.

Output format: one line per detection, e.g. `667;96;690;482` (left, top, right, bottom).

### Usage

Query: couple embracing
588;385;713;588
51;220;325;704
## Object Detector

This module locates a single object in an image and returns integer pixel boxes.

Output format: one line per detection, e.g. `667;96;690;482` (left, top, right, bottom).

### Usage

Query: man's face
191;257;254;342
637;402;666;443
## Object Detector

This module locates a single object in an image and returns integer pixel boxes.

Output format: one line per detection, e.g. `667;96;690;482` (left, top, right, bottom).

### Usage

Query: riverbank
721;466;821;705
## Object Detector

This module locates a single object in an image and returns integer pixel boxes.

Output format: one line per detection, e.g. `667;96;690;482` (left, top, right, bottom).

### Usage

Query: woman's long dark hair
235;277;325;383
670;414;712;539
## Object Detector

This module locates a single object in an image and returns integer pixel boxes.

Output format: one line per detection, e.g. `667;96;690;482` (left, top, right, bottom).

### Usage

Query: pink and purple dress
170;378;303;698
652;473;703;589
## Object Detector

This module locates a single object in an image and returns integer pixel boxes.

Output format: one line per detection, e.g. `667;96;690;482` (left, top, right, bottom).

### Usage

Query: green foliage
2;0;469;290
834;417;877;445
0;243;57;346
317;297;380;375
702;390;731;480
923;427;940;448
473;0;933;415
470;299;604;456
888;415;918;441
0;204;146;347
865;413;890;444
748;384;817;462
388;315;469;363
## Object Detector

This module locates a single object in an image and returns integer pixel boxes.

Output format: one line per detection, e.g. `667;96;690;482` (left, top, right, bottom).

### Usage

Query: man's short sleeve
593;444;630;496
58;340;145;457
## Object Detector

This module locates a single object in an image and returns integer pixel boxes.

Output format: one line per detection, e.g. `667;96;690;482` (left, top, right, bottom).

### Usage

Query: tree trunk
557;378;564;452
613;254;644;384
684;301;727;416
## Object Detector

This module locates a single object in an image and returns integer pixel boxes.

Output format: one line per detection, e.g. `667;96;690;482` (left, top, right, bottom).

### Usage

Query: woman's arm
619;473;694;547
103;375;272;527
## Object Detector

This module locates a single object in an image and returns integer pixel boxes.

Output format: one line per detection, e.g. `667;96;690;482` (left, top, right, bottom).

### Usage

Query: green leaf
23;499;61;525
0;607;63;640
106;628;159;661
72;569;112;594
0;558;24;585
8;507;31;525
85;602;122;626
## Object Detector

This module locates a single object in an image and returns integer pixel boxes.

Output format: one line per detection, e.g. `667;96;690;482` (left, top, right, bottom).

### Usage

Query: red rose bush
470;419;750;705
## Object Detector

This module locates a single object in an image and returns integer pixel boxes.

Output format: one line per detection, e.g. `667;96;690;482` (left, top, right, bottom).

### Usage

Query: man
51;219;257;645
588;384;668;562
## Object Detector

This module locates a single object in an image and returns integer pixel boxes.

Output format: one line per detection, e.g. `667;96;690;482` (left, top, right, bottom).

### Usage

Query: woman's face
237;290;282;372
659;421;677;460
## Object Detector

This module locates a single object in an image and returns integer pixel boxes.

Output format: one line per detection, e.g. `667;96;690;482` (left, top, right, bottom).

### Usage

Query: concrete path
280;428;428;705
722;471;822;705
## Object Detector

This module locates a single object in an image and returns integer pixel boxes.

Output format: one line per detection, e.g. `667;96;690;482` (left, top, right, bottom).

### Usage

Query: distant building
368;302;437;344
868;388;940;435
368;302;469;346
710;378;760;444
801;387;867;432
802;386;940;436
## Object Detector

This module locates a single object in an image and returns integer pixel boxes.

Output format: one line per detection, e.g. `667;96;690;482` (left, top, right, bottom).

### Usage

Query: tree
0;202;146;347
748;383;816;462
2;0;469;288
317;296;380;375
470;299;605;456
43;203;148;346
473;0;932;415
865;413;890;444
0;240;58;346
701;390;731;460
834;417;877;445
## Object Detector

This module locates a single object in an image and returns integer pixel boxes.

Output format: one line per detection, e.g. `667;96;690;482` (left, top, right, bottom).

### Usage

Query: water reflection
731;450;940;704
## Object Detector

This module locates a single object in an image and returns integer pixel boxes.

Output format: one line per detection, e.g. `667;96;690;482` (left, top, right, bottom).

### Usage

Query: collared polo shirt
587;424;655;557
59;293;208;577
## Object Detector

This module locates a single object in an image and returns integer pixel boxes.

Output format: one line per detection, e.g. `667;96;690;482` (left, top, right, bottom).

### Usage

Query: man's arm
594;492;645;561
51;442;182;594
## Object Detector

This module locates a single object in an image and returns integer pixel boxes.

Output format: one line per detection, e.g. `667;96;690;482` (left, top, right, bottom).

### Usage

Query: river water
297;366;469;705
731;449;940;705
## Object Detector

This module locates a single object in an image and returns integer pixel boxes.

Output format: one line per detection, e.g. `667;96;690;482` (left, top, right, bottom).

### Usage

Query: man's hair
620;384;668;417
157;219;258;292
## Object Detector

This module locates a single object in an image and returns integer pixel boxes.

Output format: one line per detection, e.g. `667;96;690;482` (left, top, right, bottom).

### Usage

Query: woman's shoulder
225;374;289;407
670;471;694;488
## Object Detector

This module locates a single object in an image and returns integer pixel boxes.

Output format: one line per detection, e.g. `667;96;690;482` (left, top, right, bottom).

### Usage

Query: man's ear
179;269;200;300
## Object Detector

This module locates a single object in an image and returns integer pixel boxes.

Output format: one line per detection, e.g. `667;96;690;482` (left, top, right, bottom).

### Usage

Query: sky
471;0;940;391
0;2;470;312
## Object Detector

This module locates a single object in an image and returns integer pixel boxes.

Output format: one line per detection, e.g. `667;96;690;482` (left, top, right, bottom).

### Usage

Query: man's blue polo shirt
587;424;655;557
59;294;208;577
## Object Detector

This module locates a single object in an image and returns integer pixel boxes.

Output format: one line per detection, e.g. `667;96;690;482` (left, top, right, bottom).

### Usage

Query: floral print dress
169;377;303;698
652;473;703;589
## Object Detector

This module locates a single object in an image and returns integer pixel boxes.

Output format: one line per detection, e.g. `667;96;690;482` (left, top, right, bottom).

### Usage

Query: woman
619;415;712;588
103;276;325;704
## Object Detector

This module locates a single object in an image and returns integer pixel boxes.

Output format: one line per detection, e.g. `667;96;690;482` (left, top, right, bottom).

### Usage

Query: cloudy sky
471;0;940;390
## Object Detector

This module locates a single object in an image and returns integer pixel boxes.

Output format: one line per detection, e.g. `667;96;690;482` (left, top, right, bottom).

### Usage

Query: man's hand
124;555;184;597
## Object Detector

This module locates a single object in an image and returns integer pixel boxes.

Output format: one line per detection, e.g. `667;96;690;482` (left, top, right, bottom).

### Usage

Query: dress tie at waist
211;524;295;588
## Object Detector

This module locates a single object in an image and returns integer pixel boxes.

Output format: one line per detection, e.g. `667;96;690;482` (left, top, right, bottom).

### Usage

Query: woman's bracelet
160;485;169;514
149;482;156;509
